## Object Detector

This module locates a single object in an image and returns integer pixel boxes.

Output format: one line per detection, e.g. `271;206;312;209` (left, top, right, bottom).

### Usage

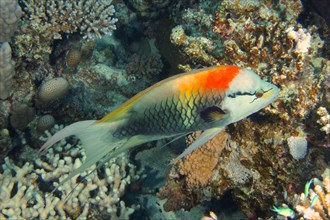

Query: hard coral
0;126;141;219
177;131;229;188
125;53;163;82
0;0;22;42
316;107;330;134
167;0;330;216
66;48;82;68
128;0;172;18
159;131;229;211
37;114;56;133
158;181;203;212
287;136;308;160
274;168;330;219
171;0;329;121
9;103;35;130
37;77;69;105
15;0;118;60
0;42;15;99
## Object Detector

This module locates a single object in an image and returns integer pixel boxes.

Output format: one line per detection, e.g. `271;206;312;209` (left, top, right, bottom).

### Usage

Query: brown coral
37;77;69;104
177;131;229;188
66;48;82;68
158;131;229;212
157;181;203;212
9;103;35;130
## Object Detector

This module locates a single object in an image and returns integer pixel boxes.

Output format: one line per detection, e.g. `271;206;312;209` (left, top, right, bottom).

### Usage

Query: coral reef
0;0;328;218
15;0;118;60
170;0;329;121
158;131;229;212
160;118;329;217
295;168;330;219
158;0;330;217
273;168;330;219
128;0;172;18
1;0;166;218
0;126;141;219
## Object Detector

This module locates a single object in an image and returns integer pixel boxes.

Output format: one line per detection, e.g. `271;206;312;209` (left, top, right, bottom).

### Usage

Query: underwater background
0;0;329;219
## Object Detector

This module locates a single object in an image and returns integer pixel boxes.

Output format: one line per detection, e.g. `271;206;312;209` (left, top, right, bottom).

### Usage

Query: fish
40;65;279;184
304;178;313;197
272;206;295;218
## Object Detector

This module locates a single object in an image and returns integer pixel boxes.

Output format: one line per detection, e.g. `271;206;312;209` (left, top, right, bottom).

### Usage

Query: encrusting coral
0;125;142;219
158;131;229;212
177;131;229;189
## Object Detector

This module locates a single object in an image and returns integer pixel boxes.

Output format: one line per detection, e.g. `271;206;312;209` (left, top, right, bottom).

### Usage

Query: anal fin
171;127;224;164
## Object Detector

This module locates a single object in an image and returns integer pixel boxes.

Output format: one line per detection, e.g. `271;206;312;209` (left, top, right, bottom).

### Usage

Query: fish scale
113;89;224;138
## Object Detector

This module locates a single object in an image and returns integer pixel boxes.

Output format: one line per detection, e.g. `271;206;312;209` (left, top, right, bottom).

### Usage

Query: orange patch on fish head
176;66;241;103
204;66;241;91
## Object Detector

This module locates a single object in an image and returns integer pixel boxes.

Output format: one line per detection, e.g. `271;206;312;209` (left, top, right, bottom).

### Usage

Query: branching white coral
0;125;141;219
21;0;118;40
316;107;330;134
286;27;312;54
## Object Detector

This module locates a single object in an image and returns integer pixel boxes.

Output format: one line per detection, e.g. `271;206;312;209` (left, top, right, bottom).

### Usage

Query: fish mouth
262;84;280;103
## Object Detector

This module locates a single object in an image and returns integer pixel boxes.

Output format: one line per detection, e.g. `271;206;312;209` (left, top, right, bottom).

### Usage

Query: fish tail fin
39;120;97;153
40;119;126;186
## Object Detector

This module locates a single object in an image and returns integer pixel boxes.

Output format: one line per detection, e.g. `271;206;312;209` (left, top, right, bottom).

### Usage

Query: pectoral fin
171;126;225;164
200;106;227;123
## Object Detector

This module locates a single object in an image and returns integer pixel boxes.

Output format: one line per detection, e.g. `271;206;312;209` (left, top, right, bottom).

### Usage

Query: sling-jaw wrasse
40;66;279;183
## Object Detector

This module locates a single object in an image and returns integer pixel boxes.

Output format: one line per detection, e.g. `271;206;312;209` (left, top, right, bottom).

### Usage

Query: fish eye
255;89;264;98
250;88;271;103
